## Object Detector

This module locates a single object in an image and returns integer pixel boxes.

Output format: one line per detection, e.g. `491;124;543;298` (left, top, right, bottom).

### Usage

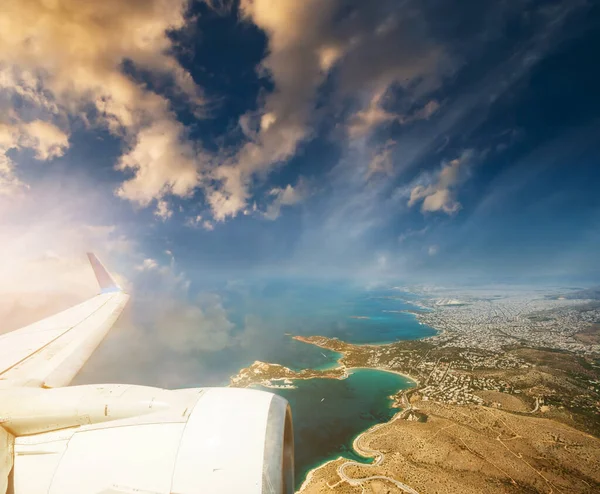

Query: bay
255;368;415;488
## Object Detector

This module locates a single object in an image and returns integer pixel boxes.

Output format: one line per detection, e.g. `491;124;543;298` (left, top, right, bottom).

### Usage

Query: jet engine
4;385;294;494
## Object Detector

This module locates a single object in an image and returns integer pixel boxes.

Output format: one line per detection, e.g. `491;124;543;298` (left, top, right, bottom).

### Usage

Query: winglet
87;253;122;293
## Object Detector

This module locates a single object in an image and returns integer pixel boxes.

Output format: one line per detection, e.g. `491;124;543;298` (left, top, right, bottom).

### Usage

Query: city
231;290;600;431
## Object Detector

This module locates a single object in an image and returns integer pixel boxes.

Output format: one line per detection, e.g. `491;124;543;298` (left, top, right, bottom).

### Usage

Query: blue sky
0;0;599;387
1;0;599;290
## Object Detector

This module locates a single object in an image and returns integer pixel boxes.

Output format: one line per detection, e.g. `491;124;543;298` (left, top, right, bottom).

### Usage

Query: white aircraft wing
0;254;295;494
0;253;129;389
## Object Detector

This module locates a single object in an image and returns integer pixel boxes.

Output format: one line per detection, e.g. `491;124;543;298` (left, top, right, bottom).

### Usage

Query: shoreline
289;299;431;491
294;386;414;493
291;333;422;385
253;364;418;389
236;295;437;491
345;366;419;387
296;457;344;493
286;365;418;491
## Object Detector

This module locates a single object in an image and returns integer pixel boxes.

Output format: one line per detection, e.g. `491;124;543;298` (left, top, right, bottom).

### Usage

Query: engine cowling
9;386;294;494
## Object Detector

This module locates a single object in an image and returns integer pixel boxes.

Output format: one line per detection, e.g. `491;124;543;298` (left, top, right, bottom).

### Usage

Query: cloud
184;214;215;231
0;119;69;195
0;0;205;207
202;0;338;220
0;205;134;335
20;120;69;160
72;258;244;388
263;180;309;220
347;89;397;139
367;141;396;179
117;120;204;207
428;245;439;256
154;199;173;221
347;92;441;139
136;258;159;271
202;0;450;221
398;226;429;244
185;215;203;228
126;255;235;354
408;150;474;215
154;295;235;353
411;100;441;121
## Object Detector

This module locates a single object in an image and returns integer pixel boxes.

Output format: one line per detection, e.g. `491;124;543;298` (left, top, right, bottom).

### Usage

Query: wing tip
87;252;122;293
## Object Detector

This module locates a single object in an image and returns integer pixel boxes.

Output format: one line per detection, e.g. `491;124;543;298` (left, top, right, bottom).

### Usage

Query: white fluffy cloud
185;214;215;231
0;0;454;223
202;0;340;220
0;120;69;195
117;121;203;207
154;199;174;221
408;150;474;215
136;258;159;271
0;0;205;206
204;0;449;221
19;121;69;160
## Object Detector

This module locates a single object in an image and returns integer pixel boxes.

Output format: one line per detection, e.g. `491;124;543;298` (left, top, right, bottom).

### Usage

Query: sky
0;1;599;384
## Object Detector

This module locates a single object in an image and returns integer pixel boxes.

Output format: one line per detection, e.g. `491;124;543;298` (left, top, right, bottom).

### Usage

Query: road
335;410;421;494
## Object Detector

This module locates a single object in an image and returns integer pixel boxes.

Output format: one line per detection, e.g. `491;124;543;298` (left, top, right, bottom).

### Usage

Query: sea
255;369;414;486
82;278;436;488
218;279;436;488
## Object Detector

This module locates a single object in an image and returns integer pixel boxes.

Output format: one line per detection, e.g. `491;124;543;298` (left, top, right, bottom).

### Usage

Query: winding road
334;409;421;494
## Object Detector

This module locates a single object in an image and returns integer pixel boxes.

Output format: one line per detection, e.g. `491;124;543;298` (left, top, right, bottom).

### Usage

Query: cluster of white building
417;294;600;354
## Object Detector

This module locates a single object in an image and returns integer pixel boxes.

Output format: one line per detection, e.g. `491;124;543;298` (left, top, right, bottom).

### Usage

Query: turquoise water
161;282;436;387
170;282;437;387
137;280;429;487
312;348;343;370
223;282;437;376
256;368;414;488
182;282;431;487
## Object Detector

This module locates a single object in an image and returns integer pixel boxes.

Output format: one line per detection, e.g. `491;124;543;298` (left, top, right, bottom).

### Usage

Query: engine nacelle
9;386;294;494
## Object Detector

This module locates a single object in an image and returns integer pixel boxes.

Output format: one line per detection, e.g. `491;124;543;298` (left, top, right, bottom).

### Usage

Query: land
416;294;600;354
548;286;600;301
229;290;600;493
575;323;600;345
230;360;345;388
298;400;600;494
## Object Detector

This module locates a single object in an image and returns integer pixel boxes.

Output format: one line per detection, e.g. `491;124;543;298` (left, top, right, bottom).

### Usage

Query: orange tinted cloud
0;0;204;213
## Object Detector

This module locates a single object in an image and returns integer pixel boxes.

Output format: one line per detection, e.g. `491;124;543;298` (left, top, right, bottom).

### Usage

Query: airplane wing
0;255;295;494
0;253;129;389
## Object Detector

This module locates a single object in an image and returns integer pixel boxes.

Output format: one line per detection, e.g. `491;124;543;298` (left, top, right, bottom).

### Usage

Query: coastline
295;396;414;493
231;295;437;491
293;366;417;492
250;364;419;389
296;457;344;493
345;366;419;387
288;299;432;492
290;333;422;385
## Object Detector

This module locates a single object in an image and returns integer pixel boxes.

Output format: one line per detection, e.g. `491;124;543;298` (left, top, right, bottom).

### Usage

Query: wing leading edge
0;254;129;388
